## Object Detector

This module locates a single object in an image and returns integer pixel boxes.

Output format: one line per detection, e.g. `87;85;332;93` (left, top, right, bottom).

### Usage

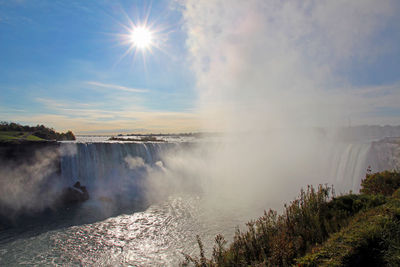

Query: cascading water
60;142;168;186
325;138;400;193
326;142;372;192
58;142;185;213
58;138;396;207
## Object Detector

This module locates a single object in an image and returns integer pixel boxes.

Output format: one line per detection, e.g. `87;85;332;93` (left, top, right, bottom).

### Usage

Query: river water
0;194;256;266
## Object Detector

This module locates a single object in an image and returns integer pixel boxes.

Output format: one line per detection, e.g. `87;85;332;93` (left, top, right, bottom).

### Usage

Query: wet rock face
368;137;400;172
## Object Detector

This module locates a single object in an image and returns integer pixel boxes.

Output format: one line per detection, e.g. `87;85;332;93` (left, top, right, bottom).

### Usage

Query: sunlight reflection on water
0;195;247;266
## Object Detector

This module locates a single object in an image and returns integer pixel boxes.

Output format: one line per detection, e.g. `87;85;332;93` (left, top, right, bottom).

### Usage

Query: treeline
184;171;400;266
0;122;75;141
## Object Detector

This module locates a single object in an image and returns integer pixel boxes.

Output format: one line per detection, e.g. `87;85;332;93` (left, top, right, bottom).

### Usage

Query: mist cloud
125;156;146;169
181;0;400;129
0;147;63;217
162;0;400;212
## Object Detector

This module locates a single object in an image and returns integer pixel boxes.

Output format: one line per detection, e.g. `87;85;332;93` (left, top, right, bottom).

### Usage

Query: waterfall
325;142;372;192
325;138;400;193
59;142;181;203
1;131;398;218
58;138;399;201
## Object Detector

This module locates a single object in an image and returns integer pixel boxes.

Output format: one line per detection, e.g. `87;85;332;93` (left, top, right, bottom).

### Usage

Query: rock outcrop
60;181;89;204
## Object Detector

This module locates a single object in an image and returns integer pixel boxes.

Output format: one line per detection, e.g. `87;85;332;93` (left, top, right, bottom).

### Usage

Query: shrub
184;185;379;266
360;171;400;196
392;188;400;199
184;172;397;267
296;201;400;266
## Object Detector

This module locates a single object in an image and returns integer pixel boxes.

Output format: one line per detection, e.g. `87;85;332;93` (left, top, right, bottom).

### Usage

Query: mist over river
1;128;400;266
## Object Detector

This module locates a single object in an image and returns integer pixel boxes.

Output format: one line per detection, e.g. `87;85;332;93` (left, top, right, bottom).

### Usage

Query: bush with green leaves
361;171;400;196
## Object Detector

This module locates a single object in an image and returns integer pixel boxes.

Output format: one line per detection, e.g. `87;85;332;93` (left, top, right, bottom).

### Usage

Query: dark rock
60;181;89;204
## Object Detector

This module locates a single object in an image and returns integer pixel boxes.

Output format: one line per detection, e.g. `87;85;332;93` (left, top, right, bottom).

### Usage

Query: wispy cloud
9;97;200;133
85;81;148;93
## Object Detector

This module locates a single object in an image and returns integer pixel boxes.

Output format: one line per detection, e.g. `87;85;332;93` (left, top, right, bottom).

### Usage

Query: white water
60;142;169;186
326;142;372;192
59;139;376;196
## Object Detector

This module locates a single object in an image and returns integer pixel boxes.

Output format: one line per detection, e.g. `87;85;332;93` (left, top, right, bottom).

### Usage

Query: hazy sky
1;0;400;133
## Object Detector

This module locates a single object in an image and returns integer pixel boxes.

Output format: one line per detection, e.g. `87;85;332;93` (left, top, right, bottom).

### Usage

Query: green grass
0;122;75;141
0;131;45;142
25;134;45;141
0;131;22;140
296;200;400;266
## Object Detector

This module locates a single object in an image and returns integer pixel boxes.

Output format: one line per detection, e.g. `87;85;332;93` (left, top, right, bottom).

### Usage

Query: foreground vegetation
0;122;75;142
184;171;400;266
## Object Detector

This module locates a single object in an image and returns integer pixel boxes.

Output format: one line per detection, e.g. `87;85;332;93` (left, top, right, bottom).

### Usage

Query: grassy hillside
0;122;75;142
183;171;400;267
297;200;400;266
0;131;45;142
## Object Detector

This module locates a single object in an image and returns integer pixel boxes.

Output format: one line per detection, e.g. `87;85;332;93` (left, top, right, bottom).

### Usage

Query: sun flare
130;26;153;50
118;14;167;63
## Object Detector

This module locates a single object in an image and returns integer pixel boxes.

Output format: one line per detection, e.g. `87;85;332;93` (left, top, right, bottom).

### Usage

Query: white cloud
86;81;149;93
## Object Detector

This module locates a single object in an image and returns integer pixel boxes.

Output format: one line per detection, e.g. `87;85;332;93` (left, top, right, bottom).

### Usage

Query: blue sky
0;0;198;133
1;0;400;133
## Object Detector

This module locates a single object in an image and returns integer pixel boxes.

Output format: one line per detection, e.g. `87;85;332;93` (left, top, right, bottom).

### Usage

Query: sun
116;11;168;64
130;26;153;50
